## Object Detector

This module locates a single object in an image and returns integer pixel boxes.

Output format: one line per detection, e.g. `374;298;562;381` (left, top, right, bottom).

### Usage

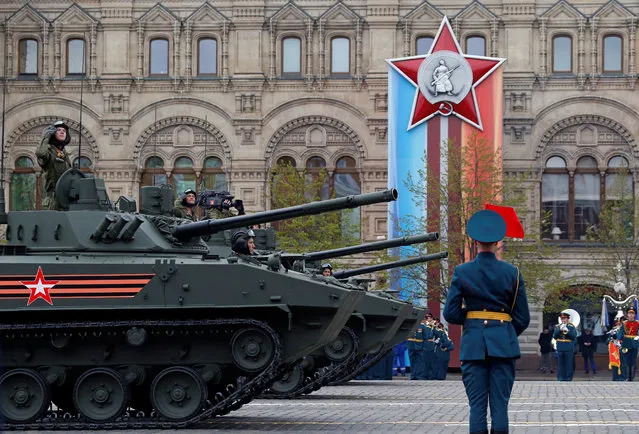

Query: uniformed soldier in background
422;316;436;380
407;316;428;380
617;308;639;381
36;120;72;210
553;312;577;381
443;209;530;434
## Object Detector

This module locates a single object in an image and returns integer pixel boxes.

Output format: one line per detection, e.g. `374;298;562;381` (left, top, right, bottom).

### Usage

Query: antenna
76;34;87;169
152;106;157;186
201;114;207;190
0;77;7;223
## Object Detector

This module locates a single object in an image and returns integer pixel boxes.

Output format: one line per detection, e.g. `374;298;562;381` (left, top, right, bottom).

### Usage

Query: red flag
485;204;525;238
609;341;621;375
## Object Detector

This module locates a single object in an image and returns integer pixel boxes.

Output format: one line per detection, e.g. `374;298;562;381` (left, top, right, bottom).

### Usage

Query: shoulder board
568;323;575;327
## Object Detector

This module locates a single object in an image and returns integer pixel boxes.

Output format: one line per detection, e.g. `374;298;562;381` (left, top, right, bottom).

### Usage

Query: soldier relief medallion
417;51;473;107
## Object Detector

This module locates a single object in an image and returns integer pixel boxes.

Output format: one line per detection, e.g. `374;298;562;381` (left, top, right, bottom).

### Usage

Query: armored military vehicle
0;169;397;429
266;252;447;397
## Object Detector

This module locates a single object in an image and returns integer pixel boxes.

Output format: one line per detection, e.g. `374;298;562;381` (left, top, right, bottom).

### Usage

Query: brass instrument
551;309;581;350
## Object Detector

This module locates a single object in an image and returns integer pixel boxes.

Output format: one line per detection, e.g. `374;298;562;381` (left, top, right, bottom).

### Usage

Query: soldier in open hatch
36;120;72;210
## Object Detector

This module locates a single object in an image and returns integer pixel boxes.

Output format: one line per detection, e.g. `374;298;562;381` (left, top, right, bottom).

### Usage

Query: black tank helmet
181;188;197;206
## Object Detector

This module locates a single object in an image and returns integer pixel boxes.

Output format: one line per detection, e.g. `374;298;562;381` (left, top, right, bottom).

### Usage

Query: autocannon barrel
304;233;439;262
173;188;398;240
332;251;448;280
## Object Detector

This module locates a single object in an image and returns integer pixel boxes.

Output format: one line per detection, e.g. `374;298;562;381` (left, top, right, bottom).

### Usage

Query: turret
331;252;448;280
173;189;398;240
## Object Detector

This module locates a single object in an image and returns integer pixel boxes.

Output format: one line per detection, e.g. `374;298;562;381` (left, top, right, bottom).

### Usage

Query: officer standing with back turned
443;209;530;434
36;120;72;210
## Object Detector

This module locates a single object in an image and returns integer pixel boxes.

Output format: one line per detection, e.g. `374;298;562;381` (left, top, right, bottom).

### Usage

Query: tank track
0;318;282;431
327;346;392;386
262;327;359;399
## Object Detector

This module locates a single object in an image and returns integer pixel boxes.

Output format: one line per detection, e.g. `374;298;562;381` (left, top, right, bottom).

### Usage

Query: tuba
551;309;581;350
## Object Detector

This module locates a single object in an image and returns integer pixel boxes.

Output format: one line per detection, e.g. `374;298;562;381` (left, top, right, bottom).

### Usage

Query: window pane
331;38;350;73
276;156;296;167
336;156;356;168
553;37;572;72
608;156;629;168
175;157;193;168
19;39;38;74
416;37;434;55
542;173;569;239
150;39;169;75
605;173;633;200
198;39;217;74
603;36;622;72
202;173;227;191
145;156;164;168
466;36;485;56
74;156;92;169
15;156;34;168
172;173;196;193
204;157;223;169
306;156;326;168
68;39;85;74
546;156;567;169
283;38;301;74
577;156;597;168
334;172;361;239
574;173;601;240
11;172;37;211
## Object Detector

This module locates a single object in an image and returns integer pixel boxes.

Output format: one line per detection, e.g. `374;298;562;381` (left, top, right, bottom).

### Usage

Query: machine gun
173;188;398;240
331;251;448;280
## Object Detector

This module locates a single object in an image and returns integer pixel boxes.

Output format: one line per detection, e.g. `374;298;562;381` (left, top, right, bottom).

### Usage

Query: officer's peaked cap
560;312;570;318
628;308;637;314
466;209;506;243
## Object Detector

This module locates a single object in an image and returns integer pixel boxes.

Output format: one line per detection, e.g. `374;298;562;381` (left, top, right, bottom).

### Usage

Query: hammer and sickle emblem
437;102;454;117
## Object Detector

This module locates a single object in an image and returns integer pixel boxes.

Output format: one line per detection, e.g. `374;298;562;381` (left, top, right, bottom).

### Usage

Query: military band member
444;210;530;434
553;312;577;381
616;308;639;381
608;318;625;381
407;317;428;380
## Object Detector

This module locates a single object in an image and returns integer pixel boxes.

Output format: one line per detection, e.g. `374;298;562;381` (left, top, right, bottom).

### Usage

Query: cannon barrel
173;188;398;240
304;232;439;262
332;251;448;280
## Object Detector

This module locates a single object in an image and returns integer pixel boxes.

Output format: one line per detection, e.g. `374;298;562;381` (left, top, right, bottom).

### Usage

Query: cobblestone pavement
25;378;639;433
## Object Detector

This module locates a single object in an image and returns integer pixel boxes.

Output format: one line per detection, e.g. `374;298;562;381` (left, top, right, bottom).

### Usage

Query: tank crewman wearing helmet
443;209;530;434
617;307;639;381
321;263;333;277
173;189;198;221
553;312;577;381
231;230;256;256
36;120;72;210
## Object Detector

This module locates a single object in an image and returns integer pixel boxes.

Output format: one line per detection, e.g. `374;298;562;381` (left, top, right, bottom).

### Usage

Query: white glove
633;336;639;341
560;324;567;332
434;338;440;344
615;341;622;348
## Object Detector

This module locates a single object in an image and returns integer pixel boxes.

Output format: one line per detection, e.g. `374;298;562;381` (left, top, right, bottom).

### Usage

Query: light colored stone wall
2;0;638;354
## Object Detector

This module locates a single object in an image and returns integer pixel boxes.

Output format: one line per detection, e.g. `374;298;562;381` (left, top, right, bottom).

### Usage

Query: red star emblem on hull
387;17;505;131
20;266;59;306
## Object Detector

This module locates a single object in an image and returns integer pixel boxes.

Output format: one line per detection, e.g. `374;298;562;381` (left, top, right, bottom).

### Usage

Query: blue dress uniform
443;210;530;434
423;320;436;379
616;309;639;382
408;321;427;380
553;314;577;381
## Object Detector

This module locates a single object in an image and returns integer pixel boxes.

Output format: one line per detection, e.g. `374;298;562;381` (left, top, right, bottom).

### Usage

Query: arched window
605;156;633;239
331;37;350;74
141;156;167;188
18;39;38;75
150;39;169;75
603;35;622;72
542;156;569;240
201;156;227;191
334;156;361;238
574;156;601;240
465;36;485;56
282;37;301;75
67;38;85;75
198;38;217;75
11;156;38;210
306;156;329;200
276;156;296;168
73;156;93;172
171;157;196;194
552;35;572;73
416;36;434;55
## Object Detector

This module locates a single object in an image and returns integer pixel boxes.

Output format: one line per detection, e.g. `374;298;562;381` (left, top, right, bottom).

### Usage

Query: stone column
318;21;325;86
184;21;192;81
628;17;636;77
491;17;498;57
578;18;585;88
402;21;410;57
268;20;275;82
172;20;180;85
355;19;363;85
90;21;97;79
590;18;598;76
5;26;13;77
305;18;313;86
41;22;49;79
53;23;61;79
222;21;230;84
136;21;144;79
539;18;547;78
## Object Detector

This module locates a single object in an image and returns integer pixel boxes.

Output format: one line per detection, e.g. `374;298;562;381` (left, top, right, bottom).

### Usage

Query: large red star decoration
388;17;505;131
20;266;59;306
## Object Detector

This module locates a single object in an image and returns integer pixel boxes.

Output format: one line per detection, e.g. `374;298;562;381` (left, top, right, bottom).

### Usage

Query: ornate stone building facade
1;0;637;359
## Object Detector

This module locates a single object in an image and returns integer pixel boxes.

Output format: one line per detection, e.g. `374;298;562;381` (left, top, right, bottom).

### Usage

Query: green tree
391;131;561;305
268;162;360;258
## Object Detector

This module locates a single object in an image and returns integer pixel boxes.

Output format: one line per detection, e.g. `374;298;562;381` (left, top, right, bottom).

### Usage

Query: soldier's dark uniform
616;308;639;381
407;321;427;380
36;121;72;210
443;209;530;434
206;207;236;220
422;319;436;380
553;313;577;381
